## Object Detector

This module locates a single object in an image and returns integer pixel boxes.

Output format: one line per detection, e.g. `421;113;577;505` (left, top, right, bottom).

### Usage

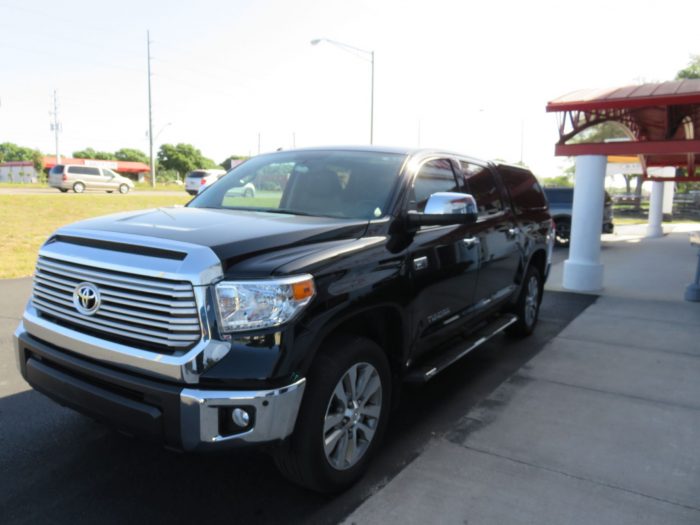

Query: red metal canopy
546;80;700;181
43;156;150;174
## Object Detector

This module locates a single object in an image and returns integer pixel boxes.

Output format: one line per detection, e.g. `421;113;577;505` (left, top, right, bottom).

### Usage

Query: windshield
188;150;406;219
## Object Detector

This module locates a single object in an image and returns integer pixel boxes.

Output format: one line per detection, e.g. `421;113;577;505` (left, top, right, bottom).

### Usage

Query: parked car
48;164;134;194
184;169;226;195
543;187;614;246
15;147;553;493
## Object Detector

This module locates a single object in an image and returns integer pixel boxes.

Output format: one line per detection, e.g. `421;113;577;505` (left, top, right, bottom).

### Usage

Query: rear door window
68;166;100;175
49;165;64;175
499;165;547;213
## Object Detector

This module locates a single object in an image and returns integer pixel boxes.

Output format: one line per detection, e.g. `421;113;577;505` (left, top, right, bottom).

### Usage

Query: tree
540;175;573;188
0;142;44;172
114;148;149;164
73;148;117;160
157;143;217;176
568;121;630;144
676;54;700;80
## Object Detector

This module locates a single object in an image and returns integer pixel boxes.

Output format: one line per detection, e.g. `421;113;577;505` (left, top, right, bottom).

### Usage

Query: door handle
462;237;480;247
506;227;519;239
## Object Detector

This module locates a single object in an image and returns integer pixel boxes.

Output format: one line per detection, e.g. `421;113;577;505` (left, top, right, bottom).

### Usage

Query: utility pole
147;30;155;188
50;89;61;164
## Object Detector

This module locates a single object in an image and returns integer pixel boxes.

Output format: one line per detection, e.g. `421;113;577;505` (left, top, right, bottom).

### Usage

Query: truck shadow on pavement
0;291;595;525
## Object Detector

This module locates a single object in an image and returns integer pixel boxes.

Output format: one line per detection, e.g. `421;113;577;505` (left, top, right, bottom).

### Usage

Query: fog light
232;408;250;427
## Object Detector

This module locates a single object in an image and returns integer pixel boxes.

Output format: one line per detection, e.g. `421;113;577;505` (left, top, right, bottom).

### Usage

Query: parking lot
0;252;591;524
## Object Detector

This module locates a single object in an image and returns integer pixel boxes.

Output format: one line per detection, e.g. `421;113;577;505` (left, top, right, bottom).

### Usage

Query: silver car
48;165;135;194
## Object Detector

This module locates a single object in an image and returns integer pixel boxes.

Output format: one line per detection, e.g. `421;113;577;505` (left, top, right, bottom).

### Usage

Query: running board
404;314;517;383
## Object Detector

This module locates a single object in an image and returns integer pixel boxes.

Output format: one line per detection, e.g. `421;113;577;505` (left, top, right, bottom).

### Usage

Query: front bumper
14;323;305;451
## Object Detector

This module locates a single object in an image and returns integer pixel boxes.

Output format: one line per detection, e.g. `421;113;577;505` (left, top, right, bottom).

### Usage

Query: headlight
214;275;315;332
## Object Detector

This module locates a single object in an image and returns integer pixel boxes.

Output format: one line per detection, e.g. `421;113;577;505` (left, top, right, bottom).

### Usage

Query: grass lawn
0;193;190;279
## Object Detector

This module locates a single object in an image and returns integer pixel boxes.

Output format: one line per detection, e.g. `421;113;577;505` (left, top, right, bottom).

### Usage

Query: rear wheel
243;188;254;198
554;219;570;247
58;188;68;193
274;335;391;493
73;182;85;194
506;265;542;337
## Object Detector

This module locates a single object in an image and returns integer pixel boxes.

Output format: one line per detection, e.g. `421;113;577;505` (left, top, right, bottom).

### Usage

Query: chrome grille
32;256;202;352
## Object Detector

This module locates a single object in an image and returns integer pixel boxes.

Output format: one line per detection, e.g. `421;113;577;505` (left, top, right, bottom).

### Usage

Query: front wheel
506;265;542;337
118;184;130;194
273;335;391;492
243;188;254;198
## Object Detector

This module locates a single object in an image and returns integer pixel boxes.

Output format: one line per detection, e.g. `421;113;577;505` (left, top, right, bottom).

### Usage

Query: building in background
1;157;151;183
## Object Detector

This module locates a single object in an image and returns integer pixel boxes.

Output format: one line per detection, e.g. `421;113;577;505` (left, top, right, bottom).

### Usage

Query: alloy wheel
323;362;382;470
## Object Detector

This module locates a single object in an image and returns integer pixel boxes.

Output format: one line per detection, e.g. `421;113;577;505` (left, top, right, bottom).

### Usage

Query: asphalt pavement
0;252;590;524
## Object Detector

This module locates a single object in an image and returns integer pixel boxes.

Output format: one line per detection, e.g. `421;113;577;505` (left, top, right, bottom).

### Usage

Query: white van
48;165;135;194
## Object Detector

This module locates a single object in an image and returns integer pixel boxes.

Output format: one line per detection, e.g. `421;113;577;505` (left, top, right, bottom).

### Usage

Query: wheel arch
297;304;406;386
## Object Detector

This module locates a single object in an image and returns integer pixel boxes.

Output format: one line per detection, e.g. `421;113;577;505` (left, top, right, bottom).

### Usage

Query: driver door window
411;159;459;212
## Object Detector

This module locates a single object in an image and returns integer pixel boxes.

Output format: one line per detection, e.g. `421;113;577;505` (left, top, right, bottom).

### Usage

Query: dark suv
15;147;553;492
544;187;614;246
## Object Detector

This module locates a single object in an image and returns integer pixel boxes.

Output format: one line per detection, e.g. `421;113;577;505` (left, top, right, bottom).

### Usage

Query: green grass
0;182;49;188
0;193;190;279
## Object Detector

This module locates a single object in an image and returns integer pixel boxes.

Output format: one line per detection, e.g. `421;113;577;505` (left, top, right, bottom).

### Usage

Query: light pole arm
311;38;375;144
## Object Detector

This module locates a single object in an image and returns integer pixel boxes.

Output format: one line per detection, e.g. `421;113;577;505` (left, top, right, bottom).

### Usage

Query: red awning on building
546;80;700;181
43;156;150;174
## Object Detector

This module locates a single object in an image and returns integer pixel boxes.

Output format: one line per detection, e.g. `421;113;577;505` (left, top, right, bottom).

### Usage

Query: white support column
646;181;665;238
662;180;674;219
563;155;607;292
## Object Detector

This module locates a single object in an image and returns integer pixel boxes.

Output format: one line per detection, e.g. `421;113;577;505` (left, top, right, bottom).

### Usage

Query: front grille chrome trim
23;226;227;383
33;255;202;352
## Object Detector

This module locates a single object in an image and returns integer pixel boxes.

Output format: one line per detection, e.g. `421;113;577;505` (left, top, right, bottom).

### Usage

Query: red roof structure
546;80;700;181
43;156;150;174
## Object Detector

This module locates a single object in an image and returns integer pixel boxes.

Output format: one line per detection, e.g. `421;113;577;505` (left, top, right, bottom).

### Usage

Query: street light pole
311;38;374;145
147;30;155;188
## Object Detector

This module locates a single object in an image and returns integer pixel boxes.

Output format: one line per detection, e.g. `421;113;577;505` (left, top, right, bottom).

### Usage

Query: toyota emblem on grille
72;282;101;315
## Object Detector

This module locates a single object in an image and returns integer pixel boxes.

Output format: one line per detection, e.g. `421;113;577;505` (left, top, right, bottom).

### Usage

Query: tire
554;218;570;247
244;188;254;198
107;190;114;193
73;182;85;194
118;184;130;194
506;265;542;337
274;335;391;493
59;188;68;193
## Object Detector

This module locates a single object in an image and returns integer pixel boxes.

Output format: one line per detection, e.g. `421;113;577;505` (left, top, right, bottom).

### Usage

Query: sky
0;0;698;177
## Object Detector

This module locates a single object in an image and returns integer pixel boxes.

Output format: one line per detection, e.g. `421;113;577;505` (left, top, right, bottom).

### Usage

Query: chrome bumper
180;379;306;450
14;322;306;450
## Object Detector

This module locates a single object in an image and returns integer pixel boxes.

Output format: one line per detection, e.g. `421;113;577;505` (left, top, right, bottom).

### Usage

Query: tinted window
412;159;459;212
543;188;573;204
460;161;503;217
499;166;547;213
68;166;100;175
187;170;208;179
49;165;64;175
102;169;117;177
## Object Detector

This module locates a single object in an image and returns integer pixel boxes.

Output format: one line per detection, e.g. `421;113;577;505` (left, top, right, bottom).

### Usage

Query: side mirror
406;192;478;228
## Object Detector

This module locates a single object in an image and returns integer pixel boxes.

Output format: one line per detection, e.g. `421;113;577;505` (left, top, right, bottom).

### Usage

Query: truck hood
63;207;369;270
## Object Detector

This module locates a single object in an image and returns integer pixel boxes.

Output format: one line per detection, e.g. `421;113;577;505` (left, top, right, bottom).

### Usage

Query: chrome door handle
507;227;519;238
462;237;480;247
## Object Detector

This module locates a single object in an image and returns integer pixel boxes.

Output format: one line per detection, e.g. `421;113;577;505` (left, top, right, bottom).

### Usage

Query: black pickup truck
14;147;553;492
